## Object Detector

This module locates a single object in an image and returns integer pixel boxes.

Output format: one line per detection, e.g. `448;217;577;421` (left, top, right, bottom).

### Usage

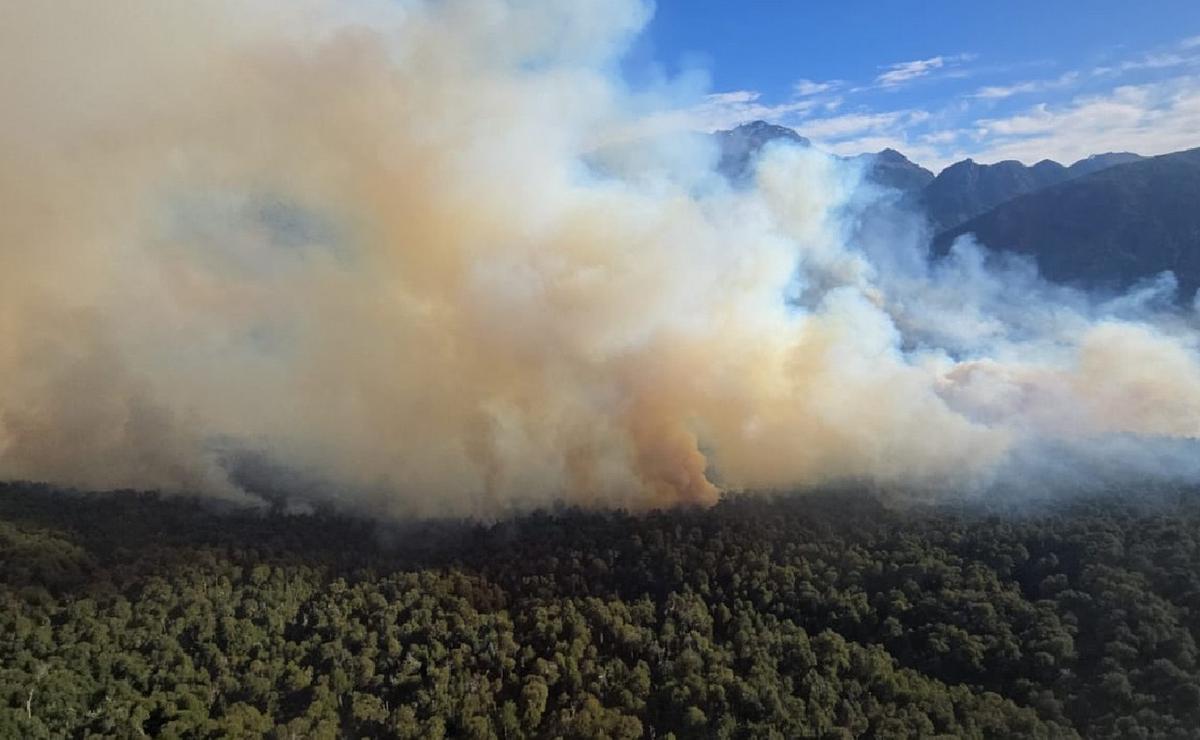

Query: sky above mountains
632;0;1200;171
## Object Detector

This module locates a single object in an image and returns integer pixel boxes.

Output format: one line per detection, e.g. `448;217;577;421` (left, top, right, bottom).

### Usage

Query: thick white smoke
2;0;1198;518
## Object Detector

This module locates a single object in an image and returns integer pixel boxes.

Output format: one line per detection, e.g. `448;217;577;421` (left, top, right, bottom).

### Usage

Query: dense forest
4;483;1200;738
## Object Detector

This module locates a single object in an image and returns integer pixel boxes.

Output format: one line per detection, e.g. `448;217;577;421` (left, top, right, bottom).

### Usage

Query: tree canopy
3;482;1200;738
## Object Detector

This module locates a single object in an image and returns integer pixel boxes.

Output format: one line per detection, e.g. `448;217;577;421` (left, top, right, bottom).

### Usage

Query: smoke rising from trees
2;0;1199;517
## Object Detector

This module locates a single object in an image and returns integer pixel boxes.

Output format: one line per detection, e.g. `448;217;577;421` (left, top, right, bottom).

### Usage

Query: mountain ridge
922;151;1147;231
711;121;1144;229
713;120;1200;303
932;147;1200;301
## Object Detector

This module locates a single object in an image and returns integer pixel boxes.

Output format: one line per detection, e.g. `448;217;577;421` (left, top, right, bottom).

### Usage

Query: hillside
933;148;1200;300
6;482;1200;737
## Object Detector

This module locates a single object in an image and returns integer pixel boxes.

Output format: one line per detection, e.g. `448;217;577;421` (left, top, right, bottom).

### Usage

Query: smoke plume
2;0;1199;517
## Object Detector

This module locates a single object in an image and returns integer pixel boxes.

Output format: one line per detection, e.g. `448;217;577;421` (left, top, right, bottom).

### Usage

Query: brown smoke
2;1;1200;517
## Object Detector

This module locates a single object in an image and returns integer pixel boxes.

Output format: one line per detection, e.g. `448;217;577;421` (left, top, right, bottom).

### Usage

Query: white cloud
972;72;1079;99
799;111;904;138
822;135;943;165
782;72;1200;172
967;76;1200;164
1134;52;1194;70
797;109;930;140
877;56;945;86
621;42;1200;174
704;90;760;105
875;54;974;88
921;130;961;145
793;78;840;96
786;110;948;167
1094;47;1200;77
632;90;817;136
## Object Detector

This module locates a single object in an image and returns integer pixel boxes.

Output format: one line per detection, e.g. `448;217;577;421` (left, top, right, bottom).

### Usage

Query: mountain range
921;152;1144;232
714;121;1200;302
932;147;1200;299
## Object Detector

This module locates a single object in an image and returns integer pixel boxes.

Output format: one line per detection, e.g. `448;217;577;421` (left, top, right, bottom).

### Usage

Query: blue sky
630;0;1200;171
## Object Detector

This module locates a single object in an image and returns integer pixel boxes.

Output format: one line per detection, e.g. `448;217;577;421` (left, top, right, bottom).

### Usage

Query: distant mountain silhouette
932;148;1200;301
714;121;810;183
922;159;1066;231
712;121;1139;218
852;148;934;194
922;152;1145;231
710;122;1200;302
1066;152;1144;179
712;121;932;194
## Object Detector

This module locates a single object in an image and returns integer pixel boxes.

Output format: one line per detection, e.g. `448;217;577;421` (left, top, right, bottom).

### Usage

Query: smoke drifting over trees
3;1;1200;517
